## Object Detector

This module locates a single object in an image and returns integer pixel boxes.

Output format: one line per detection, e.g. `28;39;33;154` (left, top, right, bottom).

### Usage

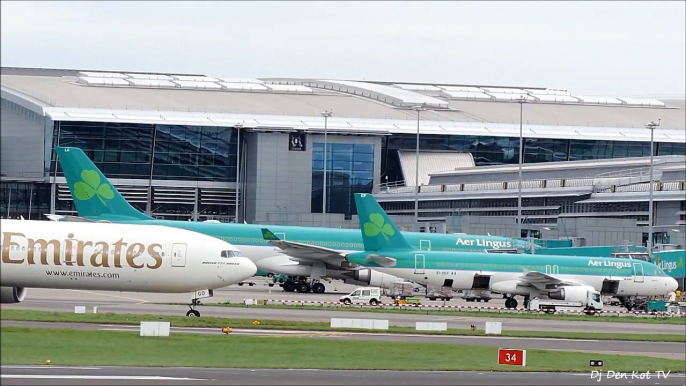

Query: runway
3;321;684;360
1;366;685;386
5;288;682;335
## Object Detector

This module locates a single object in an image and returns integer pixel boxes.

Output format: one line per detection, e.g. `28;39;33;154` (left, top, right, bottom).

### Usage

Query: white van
340;287;382;306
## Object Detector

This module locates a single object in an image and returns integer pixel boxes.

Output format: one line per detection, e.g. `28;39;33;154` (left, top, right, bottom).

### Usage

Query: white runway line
0;375;206;380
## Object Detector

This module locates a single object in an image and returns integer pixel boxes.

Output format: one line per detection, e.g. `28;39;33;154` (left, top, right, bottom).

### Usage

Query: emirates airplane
0;219;257;316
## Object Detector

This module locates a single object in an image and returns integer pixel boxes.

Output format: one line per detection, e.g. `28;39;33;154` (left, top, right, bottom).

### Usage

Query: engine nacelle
0;287;27;303
548;286;595;302
490;280;533;296
255;256;314;277
341;269;402;289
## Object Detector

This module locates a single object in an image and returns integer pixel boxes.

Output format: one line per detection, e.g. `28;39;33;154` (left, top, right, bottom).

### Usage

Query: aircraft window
221;250;244;258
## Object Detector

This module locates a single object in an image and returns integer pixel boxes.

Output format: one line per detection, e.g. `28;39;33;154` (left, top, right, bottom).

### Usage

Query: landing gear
186;298;202;317
523;297;531;309
280;276;326;294
297;282;311;293
312;282;326;294
282;280;296;292
505;297;519;309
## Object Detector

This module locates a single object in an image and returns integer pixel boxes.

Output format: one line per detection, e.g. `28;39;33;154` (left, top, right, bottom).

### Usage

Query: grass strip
2;309;683;342
1;326;683;372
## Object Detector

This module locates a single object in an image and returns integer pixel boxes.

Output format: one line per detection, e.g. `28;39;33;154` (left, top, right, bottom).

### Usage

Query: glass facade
311;143;374;215
50;121;239;182
0;182;51;220
381;134;685;183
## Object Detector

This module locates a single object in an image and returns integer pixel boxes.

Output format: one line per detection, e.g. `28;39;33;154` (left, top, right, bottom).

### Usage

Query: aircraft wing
365;254;397;267
44;214;96;222
517;268;585;287
260;228;347;265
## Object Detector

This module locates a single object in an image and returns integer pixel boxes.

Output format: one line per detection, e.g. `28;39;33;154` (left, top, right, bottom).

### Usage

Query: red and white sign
498;348;526;366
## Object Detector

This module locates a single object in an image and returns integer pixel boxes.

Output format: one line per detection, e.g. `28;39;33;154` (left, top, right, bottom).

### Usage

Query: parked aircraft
261;193;679;309
51;146;528;294
0;218;257;316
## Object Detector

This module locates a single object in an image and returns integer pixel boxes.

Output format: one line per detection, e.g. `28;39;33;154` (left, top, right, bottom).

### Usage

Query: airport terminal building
1;67;685;248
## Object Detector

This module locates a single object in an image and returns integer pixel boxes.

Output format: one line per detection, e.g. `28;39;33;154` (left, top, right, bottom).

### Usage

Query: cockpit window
221;250;244;258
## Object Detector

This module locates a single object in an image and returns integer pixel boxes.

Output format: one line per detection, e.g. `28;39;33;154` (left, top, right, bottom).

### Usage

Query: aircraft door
420;240;431;251
633;263;644;283
414;254;426;274
172;243;187;267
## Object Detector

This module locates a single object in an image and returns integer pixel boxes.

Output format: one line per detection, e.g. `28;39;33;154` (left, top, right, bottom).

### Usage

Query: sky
1;1;684;96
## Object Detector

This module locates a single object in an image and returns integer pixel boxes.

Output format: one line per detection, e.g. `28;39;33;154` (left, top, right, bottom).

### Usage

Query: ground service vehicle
339;287;382;305
426;285;455;301
528;288;603;315
462;289;492;302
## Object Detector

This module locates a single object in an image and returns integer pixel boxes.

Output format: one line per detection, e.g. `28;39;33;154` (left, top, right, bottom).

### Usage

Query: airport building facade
1;67;685;249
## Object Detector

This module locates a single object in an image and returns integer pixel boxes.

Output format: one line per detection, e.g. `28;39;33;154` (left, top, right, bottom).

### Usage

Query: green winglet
261;228;281;241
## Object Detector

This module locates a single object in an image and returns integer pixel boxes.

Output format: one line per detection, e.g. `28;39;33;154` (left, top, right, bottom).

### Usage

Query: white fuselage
0;220;257;293
370;267;676;298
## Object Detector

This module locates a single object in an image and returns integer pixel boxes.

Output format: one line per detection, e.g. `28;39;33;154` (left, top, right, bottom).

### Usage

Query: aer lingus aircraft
52;146;528;294
262;193;678;309
1;218;257;316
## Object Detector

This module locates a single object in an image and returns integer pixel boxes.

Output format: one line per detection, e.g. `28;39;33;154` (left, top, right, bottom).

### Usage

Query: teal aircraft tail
54;147;152;221
353;193;413;252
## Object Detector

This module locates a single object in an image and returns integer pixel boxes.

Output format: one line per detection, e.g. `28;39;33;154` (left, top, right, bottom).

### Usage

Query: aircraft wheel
508;298;518;309
297;283;311;293
312;283;326;293
283;281;296;292
186;310;200;317
238;283;244;286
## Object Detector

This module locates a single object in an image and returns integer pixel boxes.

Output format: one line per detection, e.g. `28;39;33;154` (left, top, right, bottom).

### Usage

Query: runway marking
67;289;149;303
0;375;205;380
1;366;102;370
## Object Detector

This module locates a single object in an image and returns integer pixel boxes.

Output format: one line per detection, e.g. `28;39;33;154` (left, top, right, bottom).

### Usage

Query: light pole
516;96;526;239
321;110;333;227
412;104;426;232
646;118;661;257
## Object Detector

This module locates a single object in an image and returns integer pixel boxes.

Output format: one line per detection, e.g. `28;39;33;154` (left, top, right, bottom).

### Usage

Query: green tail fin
54;147;152;221
354;193;413;252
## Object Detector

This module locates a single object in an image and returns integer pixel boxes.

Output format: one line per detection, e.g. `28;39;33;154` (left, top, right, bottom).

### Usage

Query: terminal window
311;143;374;215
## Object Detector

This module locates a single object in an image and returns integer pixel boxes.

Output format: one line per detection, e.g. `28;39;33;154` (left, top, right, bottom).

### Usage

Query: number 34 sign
498;348;526;366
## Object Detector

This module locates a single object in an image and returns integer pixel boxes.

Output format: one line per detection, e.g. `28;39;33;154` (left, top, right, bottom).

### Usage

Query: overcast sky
2;1;684;96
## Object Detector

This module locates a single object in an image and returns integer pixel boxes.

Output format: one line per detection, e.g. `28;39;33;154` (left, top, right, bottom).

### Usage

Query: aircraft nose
667;277;679;292
233;257;257;281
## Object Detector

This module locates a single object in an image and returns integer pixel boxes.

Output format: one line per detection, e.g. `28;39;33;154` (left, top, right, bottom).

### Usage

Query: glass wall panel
0;182;51;220
311;142;374;215
50;121;238;182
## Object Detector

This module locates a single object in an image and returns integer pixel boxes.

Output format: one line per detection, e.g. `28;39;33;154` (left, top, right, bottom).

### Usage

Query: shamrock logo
363;213;395;240
679;258;684;268
73;170;114;206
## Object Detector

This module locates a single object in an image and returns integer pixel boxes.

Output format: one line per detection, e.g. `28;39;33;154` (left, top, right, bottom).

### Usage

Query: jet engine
341;269;403;289
547;285;595;302
0;287;27;303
